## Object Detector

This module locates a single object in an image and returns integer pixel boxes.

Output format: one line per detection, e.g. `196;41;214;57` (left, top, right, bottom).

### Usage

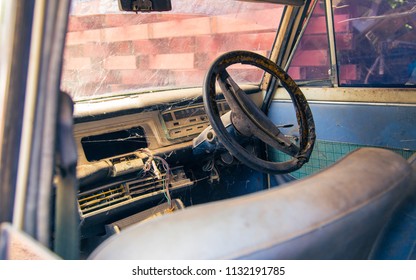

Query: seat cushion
89;148;413;260
369;151;416;259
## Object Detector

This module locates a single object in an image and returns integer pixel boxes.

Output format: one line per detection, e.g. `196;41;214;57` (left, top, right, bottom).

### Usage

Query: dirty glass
287;0;331;85
333;0;416;86
61;0;283;101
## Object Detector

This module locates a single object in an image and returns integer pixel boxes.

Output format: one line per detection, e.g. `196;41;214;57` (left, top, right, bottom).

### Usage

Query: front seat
89;148;415;259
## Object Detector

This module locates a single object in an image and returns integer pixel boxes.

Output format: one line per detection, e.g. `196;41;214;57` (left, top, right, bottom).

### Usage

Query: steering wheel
203;50;316;174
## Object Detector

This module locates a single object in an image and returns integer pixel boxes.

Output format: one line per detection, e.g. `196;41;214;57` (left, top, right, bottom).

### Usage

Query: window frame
267;0;416;105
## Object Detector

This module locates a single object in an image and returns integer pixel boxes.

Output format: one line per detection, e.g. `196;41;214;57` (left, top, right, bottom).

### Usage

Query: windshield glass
61;0;283;101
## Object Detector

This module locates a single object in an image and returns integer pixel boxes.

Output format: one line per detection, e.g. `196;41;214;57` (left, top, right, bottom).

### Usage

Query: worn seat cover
90;148;414;260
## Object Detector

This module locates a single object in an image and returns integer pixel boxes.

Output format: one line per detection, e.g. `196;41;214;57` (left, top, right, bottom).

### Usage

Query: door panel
268;101;416;178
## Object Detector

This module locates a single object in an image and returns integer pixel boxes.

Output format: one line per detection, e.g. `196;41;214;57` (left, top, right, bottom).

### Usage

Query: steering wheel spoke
260;131;300;157
217;69;300;157
203;51;315;174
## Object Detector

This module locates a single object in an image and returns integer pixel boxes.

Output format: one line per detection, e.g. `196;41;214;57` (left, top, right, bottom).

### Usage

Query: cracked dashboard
72;86;262;247
74;98;230;169
72;92;232;239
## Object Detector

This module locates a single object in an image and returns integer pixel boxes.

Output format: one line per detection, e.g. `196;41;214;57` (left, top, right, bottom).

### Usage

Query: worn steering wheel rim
203;50;316;174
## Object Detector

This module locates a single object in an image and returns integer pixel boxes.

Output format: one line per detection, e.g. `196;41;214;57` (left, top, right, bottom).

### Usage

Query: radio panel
161;101;230;139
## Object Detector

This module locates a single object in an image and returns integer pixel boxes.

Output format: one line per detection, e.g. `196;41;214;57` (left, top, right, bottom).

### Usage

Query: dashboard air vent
78;184;129;215
78;167;192;217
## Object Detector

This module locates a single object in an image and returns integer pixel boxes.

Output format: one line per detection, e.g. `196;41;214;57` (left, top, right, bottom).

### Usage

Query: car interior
0;0;415;261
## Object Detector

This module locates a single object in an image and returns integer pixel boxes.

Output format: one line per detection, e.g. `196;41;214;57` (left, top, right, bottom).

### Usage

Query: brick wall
61;3;355;98
61;8;283;98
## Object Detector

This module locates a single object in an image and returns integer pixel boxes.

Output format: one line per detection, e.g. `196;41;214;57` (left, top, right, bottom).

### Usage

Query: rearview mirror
118;0;172;12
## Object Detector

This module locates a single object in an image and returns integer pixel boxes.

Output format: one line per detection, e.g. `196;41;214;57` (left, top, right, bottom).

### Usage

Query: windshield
61;0;283;101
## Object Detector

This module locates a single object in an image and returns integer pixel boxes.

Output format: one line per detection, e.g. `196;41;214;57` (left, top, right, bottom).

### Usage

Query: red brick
102;25;149;42
134;37;196;55
98;70;121;84
82;43;111;57
104;14;143;28
169;70;206;87
236;8;283;29
304;16;326;35
230;33;276;51
134;39;168;55
195;35;223;53
339;64;359;81
212;16;266;34
66;29;101;46
133;39;166;55
119;69;144;85
119;69;170;86
194;52;219;69
150;17;211;39
67;15;106;32
299;34;329;50
103;55;137;70
67;17;85;32
165;37;196;53
63;45;83;58
290;50;329;67
195;32;276;54
108;41;134;55
136;55;150;69
63;57;92;70
149;53;194;70
335;33;353;50
287;67;301;80
212;8;281;34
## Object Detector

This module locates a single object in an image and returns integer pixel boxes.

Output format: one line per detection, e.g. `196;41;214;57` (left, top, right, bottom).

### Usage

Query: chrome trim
325;0;339;86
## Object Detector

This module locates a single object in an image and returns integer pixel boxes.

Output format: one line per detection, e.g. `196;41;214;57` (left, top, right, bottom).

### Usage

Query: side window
287;0;331;85
334;0;416;86
288;0;416;87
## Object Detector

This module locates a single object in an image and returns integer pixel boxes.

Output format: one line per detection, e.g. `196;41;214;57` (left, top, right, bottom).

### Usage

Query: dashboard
72;95;231;241
71;86;264;254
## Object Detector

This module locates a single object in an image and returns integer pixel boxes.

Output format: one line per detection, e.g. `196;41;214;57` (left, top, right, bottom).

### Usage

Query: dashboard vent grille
78;184;129;215
128;175;166;198
78;167;192;217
